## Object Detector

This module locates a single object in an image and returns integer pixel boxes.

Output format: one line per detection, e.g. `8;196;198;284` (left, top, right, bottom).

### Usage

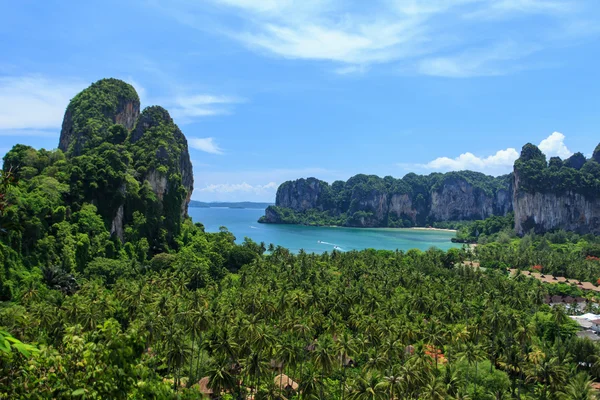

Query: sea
188;207;461;253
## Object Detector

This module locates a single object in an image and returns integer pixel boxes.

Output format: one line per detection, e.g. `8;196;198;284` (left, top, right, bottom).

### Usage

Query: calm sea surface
188;207;460;253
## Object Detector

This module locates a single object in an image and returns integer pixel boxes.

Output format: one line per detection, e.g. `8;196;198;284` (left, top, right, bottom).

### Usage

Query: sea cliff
260;172;513;227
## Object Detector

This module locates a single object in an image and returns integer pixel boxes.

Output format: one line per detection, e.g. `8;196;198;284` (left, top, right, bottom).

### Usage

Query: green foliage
454;213;515;243
515;143;600;196
62;78;139;155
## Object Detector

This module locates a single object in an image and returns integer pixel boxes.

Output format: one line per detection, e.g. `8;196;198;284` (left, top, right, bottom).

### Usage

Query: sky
1;0;599;202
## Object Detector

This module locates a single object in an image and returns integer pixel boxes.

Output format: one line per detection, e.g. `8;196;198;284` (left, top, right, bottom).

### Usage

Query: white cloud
538;131;572;159
158;0;595;77
416;42;539;77
418;131;573;175
188;137;224;154
423;148;520;175
0;75;86;130
168;94;242;121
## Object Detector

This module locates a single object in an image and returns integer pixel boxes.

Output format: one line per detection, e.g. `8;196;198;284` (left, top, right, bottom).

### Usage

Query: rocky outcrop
59;78;140;156
129;106;194;219
388;194;418;224
262;172;513;227
430;180;494;221
146;170;169;201
57;79;194;245
513;170;600;235
276;178;329;212
511;142;600;235
262;144;600;233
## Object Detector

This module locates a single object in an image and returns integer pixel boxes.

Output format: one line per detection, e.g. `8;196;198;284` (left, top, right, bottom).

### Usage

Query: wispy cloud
416;41;540;77
0;75;86;131
188;137;224;154
414;131;572;175
158;0;597;77
168;94;242;121
466;0;575;19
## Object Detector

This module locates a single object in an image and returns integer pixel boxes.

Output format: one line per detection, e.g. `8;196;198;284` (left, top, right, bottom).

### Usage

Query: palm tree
164;326;192;390
335;332;356;400
276;339;299;390
299;367;325;400
348;374;386;400
207;355;237;396
420;374;448;400
526;355;567;399
311;337;336;374
424;321;446;369
559;372;596;400
457;341;486;394
379;365;403;400
243;351;270;394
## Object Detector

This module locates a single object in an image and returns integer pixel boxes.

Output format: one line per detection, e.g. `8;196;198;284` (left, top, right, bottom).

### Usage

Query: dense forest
2;79;600;399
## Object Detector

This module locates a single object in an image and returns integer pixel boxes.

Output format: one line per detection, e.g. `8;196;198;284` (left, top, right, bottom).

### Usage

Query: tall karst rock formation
58;78;193;249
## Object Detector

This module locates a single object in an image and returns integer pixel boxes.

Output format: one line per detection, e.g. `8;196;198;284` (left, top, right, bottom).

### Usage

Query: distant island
190;201;273;209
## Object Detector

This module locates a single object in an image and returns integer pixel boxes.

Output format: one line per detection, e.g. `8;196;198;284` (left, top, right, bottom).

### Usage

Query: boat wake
317;240;345;251
249;225;259;229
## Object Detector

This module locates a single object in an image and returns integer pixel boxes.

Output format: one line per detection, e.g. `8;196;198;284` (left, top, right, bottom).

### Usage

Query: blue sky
1;0;599;201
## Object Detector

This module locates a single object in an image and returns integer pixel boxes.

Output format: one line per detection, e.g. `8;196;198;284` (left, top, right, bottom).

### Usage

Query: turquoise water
188;207;460;253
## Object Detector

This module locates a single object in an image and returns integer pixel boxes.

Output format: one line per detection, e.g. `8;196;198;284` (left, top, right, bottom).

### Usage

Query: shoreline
408;227;457;233
259;220;457;233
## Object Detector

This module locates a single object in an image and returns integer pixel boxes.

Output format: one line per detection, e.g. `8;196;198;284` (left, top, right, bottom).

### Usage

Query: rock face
276;178;330;212
511;142;600;235
129;106;194;219
263;172;513;227
59;78;140;156
388;194;417;224
430;179;501;222
57;79;194;244
513;170;600;235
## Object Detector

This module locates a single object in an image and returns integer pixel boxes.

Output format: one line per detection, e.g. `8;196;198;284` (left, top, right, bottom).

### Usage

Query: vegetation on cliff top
60;78;139;156
515;142;600;196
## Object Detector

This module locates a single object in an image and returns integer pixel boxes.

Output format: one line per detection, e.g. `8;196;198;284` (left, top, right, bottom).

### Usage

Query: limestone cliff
512;143;600;235
276;178;330;212
59;78;140;156
262;172;513;227
513;178;600;235
129;106;194;219
57;79;194;246
429;177;504;222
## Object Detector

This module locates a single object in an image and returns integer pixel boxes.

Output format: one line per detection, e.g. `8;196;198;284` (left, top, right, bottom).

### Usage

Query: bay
189;207;461;253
